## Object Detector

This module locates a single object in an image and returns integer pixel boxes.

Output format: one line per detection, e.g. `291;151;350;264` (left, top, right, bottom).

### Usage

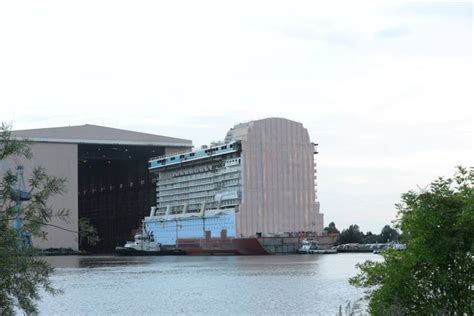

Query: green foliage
0;222;61;314
0;124;97;314
350;167;474;315
362;231;378;244
335;223;400;245
377;225;399;243
337;300;363;316
0;123;31;161
79;218;99;247
323;221;340;234
336;224;364;245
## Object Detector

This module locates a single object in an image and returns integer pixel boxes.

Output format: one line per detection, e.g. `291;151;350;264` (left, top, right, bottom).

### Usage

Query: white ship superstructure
149;141;242;215
145;141;242;245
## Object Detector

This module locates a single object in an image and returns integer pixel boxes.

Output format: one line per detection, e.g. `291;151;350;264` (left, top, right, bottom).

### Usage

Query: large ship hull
177;237;268;255
177;236;336;255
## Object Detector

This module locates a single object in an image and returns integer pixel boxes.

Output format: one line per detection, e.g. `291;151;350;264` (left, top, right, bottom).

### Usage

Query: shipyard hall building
7;118;324;252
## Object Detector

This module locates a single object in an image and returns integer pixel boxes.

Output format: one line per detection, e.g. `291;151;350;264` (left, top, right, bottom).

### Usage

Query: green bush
350;167;473;315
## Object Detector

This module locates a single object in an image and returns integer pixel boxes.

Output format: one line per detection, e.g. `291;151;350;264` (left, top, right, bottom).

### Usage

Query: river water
38;253;379;315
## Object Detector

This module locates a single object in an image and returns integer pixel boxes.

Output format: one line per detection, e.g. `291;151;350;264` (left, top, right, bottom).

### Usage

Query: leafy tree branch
0;123;97;314
350;166;473;315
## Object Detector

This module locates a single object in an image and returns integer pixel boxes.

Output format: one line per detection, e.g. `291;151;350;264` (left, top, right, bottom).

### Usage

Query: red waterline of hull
176;237;268;255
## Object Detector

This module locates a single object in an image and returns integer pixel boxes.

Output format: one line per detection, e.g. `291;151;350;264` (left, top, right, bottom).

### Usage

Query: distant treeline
323;222;400;245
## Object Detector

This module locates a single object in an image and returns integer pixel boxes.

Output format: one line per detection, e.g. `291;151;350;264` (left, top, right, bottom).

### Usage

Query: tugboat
297;239;337;254
115;230;183;256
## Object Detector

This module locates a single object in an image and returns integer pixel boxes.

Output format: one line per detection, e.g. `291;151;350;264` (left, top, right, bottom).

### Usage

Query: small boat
115;231;183;256
297;239;337;254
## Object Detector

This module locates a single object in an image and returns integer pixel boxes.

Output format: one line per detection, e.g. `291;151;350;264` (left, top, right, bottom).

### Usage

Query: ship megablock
144;118;324;254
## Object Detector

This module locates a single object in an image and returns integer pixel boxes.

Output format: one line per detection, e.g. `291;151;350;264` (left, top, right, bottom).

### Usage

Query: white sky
0;0;472;233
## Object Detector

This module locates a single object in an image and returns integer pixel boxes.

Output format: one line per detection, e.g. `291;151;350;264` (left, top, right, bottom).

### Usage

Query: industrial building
6;125;192;251
145;117;324;248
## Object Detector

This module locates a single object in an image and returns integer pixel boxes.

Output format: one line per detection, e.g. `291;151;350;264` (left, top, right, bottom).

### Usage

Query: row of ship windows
161;165;240;179
158;172;216;184
156;172;240;188
147;216;234;226
158;184;217;197
159;199;240;208
158;180;240;197
154;208;205;215
161;194;215;202
157;198;240;211
158;196;216;206
157;180;215;192
156;207;201;214
154;203;239;215
157;172;241;188
160;160;236;178
155;200;234;213
159;192;218;203
220;199;240;206
225;158;241;166
162;165;221;178
155;144;235;165
158;185;240;203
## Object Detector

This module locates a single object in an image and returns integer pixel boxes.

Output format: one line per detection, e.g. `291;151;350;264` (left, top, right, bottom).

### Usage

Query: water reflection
45;255;154;268
40;254;379;315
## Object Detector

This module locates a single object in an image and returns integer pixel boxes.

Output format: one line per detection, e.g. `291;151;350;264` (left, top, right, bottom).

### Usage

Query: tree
363;231;378;244
0;124;97;314
323;221;340;234
336;224;364;244
377;225;399;243
350;167;474;315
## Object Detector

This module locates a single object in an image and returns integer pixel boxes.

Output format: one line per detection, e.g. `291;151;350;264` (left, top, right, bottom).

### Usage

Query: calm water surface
39;253;379;315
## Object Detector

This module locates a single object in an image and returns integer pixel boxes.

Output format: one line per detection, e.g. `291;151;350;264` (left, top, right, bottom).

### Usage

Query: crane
13;165;32;247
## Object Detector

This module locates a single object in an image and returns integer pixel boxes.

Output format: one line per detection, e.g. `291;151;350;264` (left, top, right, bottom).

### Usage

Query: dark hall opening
78;144;164;251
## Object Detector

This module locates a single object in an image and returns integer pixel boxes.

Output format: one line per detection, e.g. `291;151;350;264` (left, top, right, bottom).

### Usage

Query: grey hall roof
11;124;192;147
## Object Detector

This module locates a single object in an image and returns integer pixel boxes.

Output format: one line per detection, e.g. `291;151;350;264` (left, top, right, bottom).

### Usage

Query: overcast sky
0;1;472;233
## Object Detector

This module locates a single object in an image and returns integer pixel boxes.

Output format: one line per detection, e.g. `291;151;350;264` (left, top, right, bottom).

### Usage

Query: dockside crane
13;165;32;247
